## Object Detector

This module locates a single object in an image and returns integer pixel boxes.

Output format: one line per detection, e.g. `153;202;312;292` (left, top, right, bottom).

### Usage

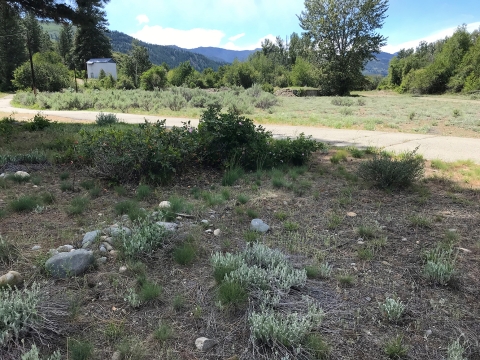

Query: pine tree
23;11;42;54
57;23;74;66
123;41;152;87
0;2;27;91
73;0;112;71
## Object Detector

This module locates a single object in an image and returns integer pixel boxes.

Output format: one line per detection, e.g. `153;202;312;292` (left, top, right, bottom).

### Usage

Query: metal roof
86;58;115;64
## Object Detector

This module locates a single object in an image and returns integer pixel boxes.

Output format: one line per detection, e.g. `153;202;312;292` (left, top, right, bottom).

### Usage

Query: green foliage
384;335;408;359
68;339;93;360
140;65;168;90
305;333;330;359
13;52;70;92
67;196;89;216
217;281;248;307
119;218;169;258
154;322;173;342
237;194;249;204
21;344;61;360
330;149;348;164
95;112;119;126
358;149;425;189
221;166;244;186
380;298;406;322
0;283;40;346
135;184;152;201
139;280;162;302
9;195;40;212
424;247;456;285
173;242;196;266
24;114;52;131
0;236;18;265
447;339;467;360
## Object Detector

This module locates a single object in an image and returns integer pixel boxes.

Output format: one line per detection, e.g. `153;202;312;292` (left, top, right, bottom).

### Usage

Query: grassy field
0;119;479;359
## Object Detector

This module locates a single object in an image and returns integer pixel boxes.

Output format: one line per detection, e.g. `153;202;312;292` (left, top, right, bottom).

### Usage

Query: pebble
201;220;209;225
195;337;217;351
119;266;127;273
97;257;107;264
205;229;213;234
159;201;171;208
56;245;74;253
102;242;113;251
357;241;364;245
31;245;41;250
99;245;107;253
213;229;221;236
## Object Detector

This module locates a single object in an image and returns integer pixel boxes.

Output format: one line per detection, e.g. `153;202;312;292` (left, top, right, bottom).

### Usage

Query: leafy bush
78;120;197;184
140;65;168;90
173;242;196;265
380;298;405;322
95;112;119;126
68;339;93;360
0;283;40;346
9;195;40;212
0;236;18;265
119;218;169;258
384;335;408;359
23;113;52;131
217;281;248;307
358;148;425;189
21;344;61;360
222;166;244;186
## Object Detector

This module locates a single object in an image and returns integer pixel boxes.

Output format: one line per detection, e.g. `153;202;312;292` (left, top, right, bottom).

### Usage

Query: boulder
14;171;29;178
82;230;101;248
195;337;217;351
45;249;94;278
250;219;270;233
0;271;23;288
156;222;178;232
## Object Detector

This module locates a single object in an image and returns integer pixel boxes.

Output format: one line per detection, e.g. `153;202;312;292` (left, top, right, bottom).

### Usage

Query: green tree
73;0;112;72
22;11;42;54
168;61;195;86
140;65;168;90
290;57;318;87
57;23;74;66
298;0;388;95
0;3;27;91
122;41;152;87
12;51;70;91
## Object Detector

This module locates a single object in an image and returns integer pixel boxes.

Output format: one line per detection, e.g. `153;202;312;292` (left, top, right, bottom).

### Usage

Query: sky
105;0;480;53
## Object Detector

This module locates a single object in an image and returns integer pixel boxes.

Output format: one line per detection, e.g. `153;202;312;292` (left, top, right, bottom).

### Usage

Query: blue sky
105;0;480;53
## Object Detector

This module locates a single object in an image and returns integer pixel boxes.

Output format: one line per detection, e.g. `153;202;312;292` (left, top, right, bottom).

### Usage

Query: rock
205;229;213;234
111;351;121;360
103;237;114;245
14;171;29;178
102;242;113;251
45;249;94;278
213;229;221;236
31;245;41;250
156;222;178;232
56;245;74;253
458;247;472;253
104;225;131;238
0;173;5;178
99;245;107;253
97;257;107;264
121;214;129;222
250;219;269;233
195;337;217;351
201;220;209;225
119;266;127;273
347;212;357;217
48;249;59;256
159;201;171;209
82;230;101;248
226;356;239;360
0;271;23;288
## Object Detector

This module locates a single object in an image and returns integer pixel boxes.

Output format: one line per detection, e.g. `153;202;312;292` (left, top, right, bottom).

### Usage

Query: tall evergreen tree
23;11;42;54
0;2;27;91
73;0;112;71
57;23;74;66
122;41;152;87
40;30;54;52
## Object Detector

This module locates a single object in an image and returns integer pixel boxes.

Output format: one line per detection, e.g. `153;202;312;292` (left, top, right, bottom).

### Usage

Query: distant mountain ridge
186;47;259;63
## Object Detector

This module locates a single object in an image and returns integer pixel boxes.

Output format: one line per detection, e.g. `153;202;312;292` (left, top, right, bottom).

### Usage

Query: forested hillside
382;26;480;94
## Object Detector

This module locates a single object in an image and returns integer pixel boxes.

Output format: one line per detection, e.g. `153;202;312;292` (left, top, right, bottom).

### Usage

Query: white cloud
382;22;480;54
229;33;245;42
223;34;276;50
135;14;149;25
130;26;226;49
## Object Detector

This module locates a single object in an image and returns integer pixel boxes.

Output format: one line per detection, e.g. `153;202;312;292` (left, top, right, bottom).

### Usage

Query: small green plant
409;111;415;120
172;294;185;311
326;213;343;229
357;246;374;260
9;195;39;212
283;221;299;231
243;230;260;243
348;147;364;158
0;236;18;265
120;218;168;258
60;180;74;192
24;113;51;131
114;200;139;216
114;185;127;196
68;339;93;360
79;179;95;190
380;298;405;322
40;192;55;204
154;321;173;342
104;321;125;342
424;247;456;285
356;224;378;239
67;196;89;216
452;109;461;117
21;344;61;360
30;175;41;185
139;280;162;302
221;188;231;200
96;112;119;126
447;339;466;360
217;281;248;307
135;184;152;201
7;173;30;183
338;274;355;287
201;191;225;206
272;175;288;188
409;214;431;228
124;288;141;308
305;333;330;359
59;171;70;180
330;150;348;164
88;186;101;198
222;166;244;186
246;208;259;219
237;194;249;204
384;335;408;359
274;211;288;221
358;148;425;189
173;242;196;265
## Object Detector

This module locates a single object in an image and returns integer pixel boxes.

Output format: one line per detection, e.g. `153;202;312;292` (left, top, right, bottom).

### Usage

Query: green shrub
6;173;30;183
305;333;330;359
384;335;408;359
380;298;405;322
0;283;40;346
447;339;466;360
120;218;169;258
60;181;74;192
237;194;249;204
79;179;95;190
40;192;55;204
114;200;139;216
283;221;299;231
67;196;89;215
139;280;162;302
0;236;18;265
59;171;70;180
135;184;152;201
24;113;52;131
95;112;119;126
114;185;127;196
173;242;196;265
9;195;39;212
221;166;244;186
331;97;354;106
88;187;101;198
154;322;173;342
217;281;248;307
21;344;61;360
68;339;93;360
330;150;348;164
358;148;425;189
0;116;17;143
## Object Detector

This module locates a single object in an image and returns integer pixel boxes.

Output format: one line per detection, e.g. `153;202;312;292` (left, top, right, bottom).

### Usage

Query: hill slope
364;52;395;76
186;47;258;63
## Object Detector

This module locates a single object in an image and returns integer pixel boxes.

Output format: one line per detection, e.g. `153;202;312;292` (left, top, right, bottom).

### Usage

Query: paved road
2;94;480;164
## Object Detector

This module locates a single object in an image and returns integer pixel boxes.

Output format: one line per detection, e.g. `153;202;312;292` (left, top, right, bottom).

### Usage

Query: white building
86;58;117;80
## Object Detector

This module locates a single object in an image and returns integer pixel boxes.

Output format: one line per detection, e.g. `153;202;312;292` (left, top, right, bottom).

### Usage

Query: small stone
382;261;391;266
195;337;217;351
102;242;113;251
0;271;23;288
347;212;357;217
111;351;121;360
56;244;74;253
119;266;127;273
48;249;59;256
210;214;215;219
213;229;221;236
121;214;129;222
401;237;407;241
15;171;29;178
159;201;171;209
82;230;101;248
155;222;178;232
425;329;432;338
97;257;107;264
365;297;371;302
99;245;107;253
176;216;182;220
205;229;213;234
103;237;114;245
201;220;209;225
33;185;38;188
250;219;269;233
457;247;471;253
109;250;118;256
105;225;132;238
357;241;364;245
31;245;41;250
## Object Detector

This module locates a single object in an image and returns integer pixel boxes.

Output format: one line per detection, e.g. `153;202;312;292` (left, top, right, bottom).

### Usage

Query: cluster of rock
0;170;30;178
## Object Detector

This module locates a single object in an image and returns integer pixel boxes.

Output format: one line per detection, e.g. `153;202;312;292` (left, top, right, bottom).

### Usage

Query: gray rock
250;219;270;233
195;337;217;351
99;245;107;253
97;257;107;264
214;229;221;236
0;173;5;178
104;225;132;238
121;214;130;222
56;245;74;253
102;242;113;251
48;249;59;256
111;351;121;360
156;222;178;232
31;245;41;251
201;220;209;225
15;171;29;178
82;230;101;248
0;271;23;288
45;249;94;278
159;201;171;209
